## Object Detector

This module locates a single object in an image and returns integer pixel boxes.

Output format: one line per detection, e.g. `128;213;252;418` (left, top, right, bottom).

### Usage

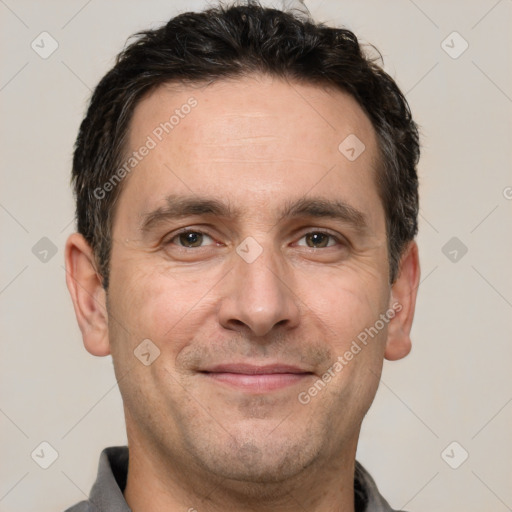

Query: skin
65;74;420;512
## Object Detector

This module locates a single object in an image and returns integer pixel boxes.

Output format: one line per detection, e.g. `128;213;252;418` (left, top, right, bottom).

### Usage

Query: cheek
110;261;220;353
300;268;389;348
306;277;389;421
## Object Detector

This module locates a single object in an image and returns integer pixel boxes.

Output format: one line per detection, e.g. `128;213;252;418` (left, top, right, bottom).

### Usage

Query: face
102;75;400;484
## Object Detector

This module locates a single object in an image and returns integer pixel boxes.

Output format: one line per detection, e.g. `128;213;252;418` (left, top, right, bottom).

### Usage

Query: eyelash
163;228;346;250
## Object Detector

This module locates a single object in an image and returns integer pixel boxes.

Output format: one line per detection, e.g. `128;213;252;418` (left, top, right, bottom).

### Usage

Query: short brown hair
71;1;420;289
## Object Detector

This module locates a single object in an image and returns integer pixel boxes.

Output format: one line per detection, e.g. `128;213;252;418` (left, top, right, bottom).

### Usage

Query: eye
296;231;341;248
163;228;344;251
166;229;216;248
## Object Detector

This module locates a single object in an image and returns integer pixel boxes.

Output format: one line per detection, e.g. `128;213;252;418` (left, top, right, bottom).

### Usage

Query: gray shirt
64;446;405;512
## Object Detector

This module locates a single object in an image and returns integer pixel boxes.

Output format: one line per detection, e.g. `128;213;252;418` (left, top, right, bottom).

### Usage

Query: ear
64;232;110;356
384;240;420;361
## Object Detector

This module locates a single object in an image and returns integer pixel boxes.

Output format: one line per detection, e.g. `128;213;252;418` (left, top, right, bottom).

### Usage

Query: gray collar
66;446;404;512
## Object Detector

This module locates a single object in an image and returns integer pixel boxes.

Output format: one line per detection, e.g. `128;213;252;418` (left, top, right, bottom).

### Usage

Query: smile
199;364;314;392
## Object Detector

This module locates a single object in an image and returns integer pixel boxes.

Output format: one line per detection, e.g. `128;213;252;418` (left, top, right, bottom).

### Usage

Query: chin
189;431;321;486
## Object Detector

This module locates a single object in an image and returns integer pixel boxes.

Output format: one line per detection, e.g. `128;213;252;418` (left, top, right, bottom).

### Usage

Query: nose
217;241;301;339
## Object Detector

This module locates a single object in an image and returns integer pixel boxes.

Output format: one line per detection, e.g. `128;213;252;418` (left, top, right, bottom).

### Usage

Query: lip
199;363;314;392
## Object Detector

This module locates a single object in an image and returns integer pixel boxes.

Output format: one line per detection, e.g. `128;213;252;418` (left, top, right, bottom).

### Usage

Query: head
66;1;420;493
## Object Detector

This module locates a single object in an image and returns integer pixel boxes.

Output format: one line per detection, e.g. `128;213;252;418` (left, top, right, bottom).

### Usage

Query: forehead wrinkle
209;135;283;144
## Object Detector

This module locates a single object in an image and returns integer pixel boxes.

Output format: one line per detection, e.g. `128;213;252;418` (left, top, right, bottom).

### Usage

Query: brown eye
306;232;330;248
168;230;215;248
178;232;203;247
298;231;339;248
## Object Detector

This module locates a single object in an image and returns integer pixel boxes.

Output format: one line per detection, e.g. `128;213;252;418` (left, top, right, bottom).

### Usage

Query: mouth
199;363;315;392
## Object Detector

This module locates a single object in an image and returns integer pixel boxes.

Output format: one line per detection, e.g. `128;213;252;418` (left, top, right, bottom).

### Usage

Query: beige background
1;1;511;511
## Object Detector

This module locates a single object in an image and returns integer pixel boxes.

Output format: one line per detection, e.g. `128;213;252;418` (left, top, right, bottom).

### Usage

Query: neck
124;433;358;512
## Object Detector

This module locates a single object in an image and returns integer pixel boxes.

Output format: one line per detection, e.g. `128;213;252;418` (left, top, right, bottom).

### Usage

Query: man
64;1;420;511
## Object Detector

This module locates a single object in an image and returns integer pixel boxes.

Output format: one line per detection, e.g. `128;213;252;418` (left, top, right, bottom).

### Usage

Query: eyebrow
140;194;369;233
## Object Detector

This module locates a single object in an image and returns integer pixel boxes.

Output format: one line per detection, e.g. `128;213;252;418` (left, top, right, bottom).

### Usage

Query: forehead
118;74;382;231
130;74;377;159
